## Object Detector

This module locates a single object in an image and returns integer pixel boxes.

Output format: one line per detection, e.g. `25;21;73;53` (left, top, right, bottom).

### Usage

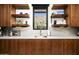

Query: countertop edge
0;37;79;39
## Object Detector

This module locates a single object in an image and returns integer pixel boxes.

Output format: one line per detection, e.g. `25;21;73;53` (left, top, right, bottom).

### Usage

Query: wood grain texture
65;4;79;27
0;4;16;27
0;4;12;27
0;39;79;55
70;5;79;27
0;4;30;27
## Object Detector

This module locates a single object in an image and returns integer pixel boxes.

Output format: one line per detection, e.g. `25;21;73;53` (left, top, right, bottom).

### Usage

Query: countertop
0;36;79;39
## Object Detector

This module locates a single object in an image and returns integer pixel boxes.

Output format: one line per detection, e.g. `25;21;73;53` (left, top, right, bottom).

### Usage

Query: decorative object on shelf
25;13;28;14
54;20;57;25
17;20;23;24
25;21;27;24
20;12;23;14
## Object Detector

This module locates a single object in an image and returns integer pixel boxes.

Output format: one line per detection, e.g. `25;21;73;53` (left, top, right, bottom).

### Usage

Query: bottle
54;20;56;25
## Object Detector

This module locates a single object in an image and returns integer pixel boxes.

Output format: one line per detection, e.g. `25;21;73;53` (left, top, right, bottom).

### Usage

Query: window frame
33;9;48;30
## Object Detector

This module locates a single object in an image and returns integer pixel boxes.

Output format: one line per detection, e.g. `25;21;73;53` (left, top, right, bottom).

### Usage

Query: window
33;9;48;30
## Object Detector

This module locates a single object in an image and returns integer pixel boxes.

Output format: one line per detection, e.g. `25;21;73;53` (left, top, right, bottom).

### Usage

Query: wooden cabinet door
70;5;79;27
0;4;11;27
65;5;72;26
65;4;79;27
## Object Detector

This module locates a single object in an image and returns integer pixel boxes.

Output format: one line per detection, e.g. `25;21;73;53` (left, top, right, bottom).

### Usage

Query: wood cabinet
0;4;13;27
0;4;29;27
0;39;79;55
65;4;79;27
52;4;79;27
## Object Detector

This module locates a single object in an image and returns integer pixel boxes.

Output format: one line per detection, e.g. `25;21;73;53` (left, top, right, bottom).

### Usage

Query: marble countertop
0;36;79;39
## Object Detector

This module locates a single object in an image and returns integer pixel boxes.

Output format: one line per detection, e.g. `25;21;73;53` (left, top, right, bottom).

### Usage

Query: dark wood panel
70;5;79;27
0;4;11;27
8;39;19;54
0;39;79;55
0;4;16;27
65;4;79;27
75;40;79;55
63;40;74;54
51;40;63;55
24;40;32;54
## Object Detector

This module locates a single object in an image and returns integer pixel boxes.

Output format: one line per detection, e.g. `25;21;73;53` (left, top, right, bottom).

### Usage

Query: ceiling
0;0;76;4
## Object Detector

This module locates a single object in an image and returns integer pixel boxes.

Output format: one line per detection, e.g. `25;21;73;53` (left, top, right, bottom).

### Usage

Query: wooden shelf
12;14;29;18
51;14;67;18
12;4;29;9
52;4;67;10
51;24;67;27
12;24;30;27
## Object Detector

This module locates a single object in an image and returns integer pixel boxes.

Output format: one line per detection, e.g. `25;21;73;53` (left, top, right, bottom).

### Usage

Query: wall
15;4;76;37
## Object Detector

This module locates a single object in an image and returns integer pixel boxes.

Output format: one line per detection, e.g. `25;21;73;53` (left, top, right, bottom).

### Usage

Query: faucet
40;30;42;36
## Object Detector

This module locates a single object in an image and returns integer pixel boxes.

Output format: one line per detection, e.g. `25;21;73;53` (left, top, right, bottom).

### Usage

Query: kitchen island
0;36;79;55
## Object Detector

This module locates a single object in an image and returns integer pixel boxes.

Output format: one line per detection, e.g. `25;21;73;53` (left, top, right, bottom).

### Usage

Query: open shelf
12;24;30;27
51;14;67;18
52;4;67;10
12;4;29;9
51;24;67;27
12;14;29;18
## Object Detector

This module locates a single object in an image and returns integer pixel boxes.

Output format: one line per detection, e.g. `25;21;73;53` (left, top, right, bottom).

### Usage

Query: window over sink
32;4;49;30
